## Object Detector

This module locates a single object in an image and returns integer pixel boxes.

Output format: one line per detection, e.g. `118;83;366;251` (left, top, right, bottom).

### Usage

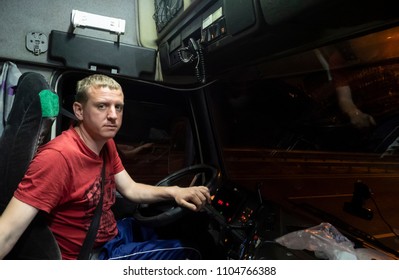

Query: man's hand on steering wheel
133;164;218;227
172;186;211;212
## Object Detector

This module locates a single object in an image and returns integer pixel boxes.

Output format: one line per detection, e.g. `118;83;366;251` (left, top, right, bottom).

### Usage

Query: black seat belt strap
77;153;106;260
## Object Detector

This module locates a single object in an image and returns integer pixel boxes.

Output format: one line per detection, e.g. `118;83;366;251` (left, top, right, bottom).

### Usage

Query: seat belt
61;107;78;121
62;106;104;259
77;152;106;260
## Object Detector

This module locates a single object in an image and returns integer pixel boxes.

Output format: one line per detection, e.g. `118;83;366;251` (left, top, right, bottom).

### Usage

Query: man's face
79;85;124;142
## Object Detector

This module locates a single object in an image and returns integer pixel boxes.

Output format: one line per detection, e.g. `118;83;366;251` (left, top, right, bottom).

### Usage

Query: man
0;74;210;260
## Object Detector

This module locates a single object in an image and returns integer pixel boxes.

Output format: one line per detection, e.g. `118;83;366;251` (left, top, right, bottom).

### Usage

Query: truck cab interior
1;0;399;260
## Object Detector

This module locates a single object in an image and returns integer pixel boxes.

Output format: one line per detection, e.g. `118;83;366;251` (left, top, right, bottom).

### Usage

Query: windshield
208;25;399;256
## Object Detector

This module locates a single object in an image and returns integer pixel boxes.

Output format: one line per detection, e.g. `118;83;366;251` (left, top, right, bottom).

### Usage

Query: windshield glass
208;25;399;256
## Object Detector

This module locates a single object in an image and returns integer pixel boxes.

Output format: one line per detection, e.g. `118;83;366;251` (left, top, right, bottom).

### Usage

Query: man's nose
107;106;118;119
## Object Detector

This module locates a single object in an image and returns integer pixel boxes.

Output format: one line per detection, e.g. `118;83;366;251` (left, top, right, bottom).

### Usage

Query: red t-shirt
14;127;125;259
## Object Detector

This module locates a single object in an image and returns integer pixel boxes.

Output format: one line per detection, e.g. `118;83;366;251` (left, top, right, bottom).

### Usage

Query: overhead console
157;0;399;85
158;0;260;84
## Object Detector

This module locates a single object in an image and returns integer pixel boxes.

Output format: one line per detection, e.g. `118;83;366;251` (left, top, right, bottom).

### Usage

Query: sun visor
49;30;156;78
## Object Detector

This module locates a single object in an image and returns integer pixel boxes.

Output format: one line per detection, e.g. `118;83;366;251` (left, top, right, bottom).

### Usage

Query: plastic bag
275;222;357;260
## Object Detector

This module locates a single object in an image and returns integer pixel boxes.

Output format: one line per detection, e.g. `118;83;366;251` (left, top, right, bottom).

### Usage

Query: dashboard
209;181;399;260
209;184;320;259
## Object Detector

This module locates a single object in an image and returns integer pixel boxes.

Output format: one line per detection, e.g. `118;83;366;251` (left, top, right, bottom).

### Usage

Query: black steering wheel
133;164;218;227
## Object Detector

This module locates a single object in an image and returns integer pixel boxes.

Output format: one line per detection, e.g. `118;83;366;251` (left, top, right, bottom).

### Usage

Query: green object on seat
39;89;59;117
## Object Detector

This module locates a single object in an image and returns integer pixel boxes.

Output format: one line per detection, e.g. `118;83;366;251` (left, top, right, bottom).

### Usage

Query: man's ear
72;102;84;121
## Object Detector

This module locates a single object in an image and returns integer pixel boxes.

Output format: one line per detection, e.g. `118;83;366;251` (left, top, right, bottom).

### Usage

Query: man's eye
98;104;106;110
116;105;124;112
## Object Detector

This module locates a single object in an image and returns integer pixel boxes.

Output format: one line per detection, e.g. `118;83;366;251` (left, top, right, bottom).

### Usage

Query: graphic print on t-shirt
83;173;116;234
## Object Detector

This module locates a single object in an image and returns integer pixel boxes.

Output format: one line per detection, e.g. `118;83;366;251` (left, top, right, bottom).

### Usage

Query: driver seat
0;72;61;259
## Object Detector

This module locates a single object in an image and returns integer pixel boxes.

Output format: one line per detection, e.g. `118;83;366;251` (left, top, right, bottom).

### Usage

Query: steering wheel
133;164;218;227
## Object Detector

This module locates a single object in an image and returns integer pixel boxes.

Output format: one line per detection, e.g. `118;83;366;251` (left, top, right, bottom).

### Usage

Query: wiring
370;195;399;239
177;38;207;84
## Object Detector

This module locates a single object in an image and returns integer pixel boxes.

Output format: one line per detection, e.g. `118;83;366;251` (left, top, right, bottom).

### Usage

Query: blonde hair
75;74;122;104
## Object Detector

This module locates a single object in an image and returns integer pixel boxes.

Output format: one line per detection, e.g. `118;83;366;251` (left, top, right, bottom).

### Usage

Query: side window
114;90;195;185
56;72;196;185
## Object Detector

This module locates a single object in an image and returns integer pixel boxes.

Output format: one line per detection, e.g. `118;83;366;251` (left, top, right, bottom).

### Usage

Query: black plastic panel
49;30;156;78
224;0;256;35
158;0;260;82
259;0;329;25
